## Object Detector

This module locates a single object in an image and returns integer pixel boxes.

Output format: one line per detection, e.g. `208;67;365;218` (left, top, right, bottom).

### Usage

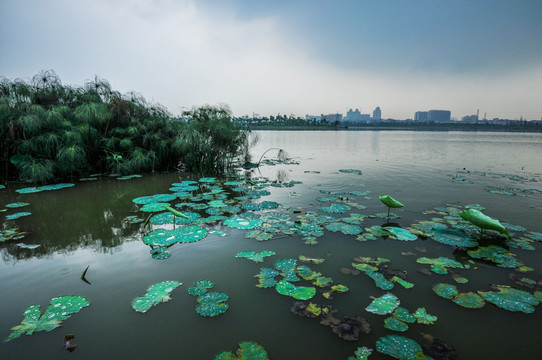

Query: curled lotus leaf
393;307;416;324
132;281;181;313
384;316;409;332
188;280;215;296
478;285;539;313
365;293;400;315
379;195;404;208
385;227;417;241
347;346;373;360
275;280;316;300
4;295;90;342
140;202;170;212
224;217;263;230
299;255;325;264
453;292;486;309
150;246;171;260
413;308;437;324
196;291;229;317
467;245;522;268
458;208;510;236
432;283;459;299
6;212;32;220
432;228;478;247
235;251;275;263
214;341;269;360
5;202;30;208
376;335;430;360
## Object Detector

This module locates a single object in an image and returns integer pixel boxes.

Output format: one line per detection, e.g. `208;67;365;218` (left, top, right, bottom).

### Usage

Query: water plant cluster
0;71;251;183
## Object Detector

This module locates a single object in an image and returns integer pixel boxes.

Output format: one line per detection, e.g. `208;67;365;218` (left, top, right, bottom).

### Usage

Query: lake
1;130;541;359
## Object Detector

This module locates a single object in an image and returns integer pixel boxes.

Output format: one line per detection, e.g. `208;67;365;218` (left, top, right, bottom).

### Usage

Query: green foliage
131;281;181;313
214;341;269;360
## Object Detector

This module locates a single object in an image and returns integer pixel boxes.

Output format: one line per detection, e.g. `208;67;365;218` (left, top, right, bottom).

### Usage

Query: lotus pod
458;209;510;236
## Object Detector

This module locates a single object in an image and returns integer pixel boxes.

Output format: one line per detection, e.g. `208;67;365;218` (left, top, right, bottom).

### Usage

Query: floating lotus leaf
452;274;469;284
413;307;437;324
339;169;362;174
16;243;40;249
188;280;215;296
274;258;297;271
223;180;244;186
376;335;430;360
224;217;263;230
319;203;351;214
295;265;317;279
467;245;522;268
0;228;25;242
365;293;400;315
417;257;464;274
4;295;90;342
393;307;416;323
306;303;322;316
430;228;478;247
275;280;316;300
379;195;404;208
526;231;542;242
132;281;181;313
458;209;510;236
38;183;75;191
478;285;539;313
341;224;364;235
196;291;229;317
331;284;349;292
132;193;176;205
116;174;142;180
122;215;144;224
150;246;171;260
149;212;192;225
5;202;30;208
172;191;192;199
432;283;459;299
366;270;394;290
384;316;409;332
316;195;339;202
199;177;216;183
392;276;414;289
325;222;346;232
235;251;275;262
140;202;170;212
256;232;273;241
15;187;42;194
143;226;208;246
347;346;373;360
453;292;485;309
385;227;417;241
214;341;269;360
6;212;32;220
313;276;333;287
298;255;324;264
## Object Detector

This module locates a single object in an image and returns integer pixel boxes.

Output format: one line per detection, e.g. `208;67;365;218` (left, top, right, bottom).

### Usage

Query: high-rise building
427;110;451;122
414;111;428;121
372;107;381;120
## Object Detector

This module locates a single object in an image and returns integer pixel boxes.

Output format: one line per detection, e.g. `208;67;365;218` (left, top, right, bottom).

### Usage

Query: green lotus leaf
116;174;142;180
453;292;485;309
274;258;297;271
295;265;316;279
458;208;510;236
347;346;373;360
366;270;394;290
319;203;351;214
306;303;322;316
140;202;170;212
149;212;195;225
199;177;216;183
235;251;275;263
313;276;333;287
452;274;469;284
385;227;417;241
393;307;416;323
6;212;32;220
5;295;90;342
150;246;171;260
391;276;414;289
37;183;75;191
256;232;274;241
376;335;430;360
467;245;522;268
417;257;464;274
365;293;400;315
379;195;404;208
331;284;349;293
196;291;229;317
413;307;437;324
298;255;325;264
0;185;5;189
340;224;364;235
5;202;30;208
188;280;215;296
526;231;542;241
275;280;316;300
131;281;181;313
143;226;208;246
214;341;269;360
384;316;409;332
432;283;459;299
15;187;42;194
133;193;176;205
122;215;144;224
224;217;263;230
432;228;479;247
478;285;539;313
316;195;339;202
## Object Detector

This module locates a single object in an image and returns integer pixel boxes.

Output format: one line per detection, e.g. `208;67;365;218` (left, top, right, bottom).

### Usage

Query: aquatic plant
379;194;404;218
365;293;400;315
235;250;275;263
347;347;373;360
376;335;430;360
458;208;510;237
196;291;229;317
131;281;181;313
214;341;269;360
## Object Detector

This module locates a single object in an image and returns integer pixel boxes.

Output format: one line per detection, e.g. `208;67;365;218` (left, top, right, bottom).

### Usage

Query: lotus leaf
214;341;269;360
366;270;394;290
117;174;142;180
384;316;409;332
432;283;459;299
39;183;75;191
132;193;176;205
319;203;351;214
453;292;485;309
299;255;324;264
379;195;404;208
150;212;190;225
414;308;437;324
15;187;42;194
417;257;464;274
452;274;469;284
196;291;229;317
140;202;171;212
274;258;297;271
4;295;90;342
188;280;215;296
478;285;539;313
325;222;346;232
295;265;316;279
235;251;275;263
313;276;333;287
143;226;208;246
339;168;362;174
306;303;322;316
132;281;181;313
526;231;542;241
5;202;30;208
122;215;144;224
365;293;400;315
376;335;431;360
341;224;364;235
275;280;316;300
392;276;414;289
385;227;417;241
224;217;263;230
256;232;273;241
150;246;171;260
430;228;479;247
458;209;510;236
316;195;339;202
6;212;32;220
347;346;373;360
393;307;416;323
467;245;522;268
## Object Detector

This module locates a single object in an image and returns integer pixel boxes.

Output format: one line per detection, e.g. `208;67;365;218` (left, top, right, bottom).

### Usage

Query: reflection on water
1;131;542;360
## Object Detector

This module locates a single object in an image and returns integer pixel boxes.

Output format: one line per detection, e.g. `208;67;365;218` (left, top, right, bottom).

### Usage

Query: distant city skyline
1;0;541;120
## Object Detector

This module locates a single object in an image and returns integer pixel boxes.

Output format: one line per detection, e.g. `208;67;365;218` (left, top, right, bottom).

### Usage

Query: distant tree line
0;71;251;183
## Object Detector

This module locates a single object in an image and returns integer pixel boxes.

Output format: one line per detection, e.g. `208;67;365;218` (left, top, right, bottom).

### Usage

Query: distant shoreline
247;124;542;133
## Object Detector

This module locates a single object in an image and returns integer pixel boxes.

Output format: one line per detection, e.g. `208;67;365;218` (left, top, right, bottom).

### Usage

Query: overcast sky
1;0;541;119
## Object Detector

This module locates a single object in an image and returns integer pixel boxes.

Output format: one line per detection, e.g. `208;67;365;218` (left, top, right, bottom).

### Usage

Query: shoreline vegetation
0;71;251;184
